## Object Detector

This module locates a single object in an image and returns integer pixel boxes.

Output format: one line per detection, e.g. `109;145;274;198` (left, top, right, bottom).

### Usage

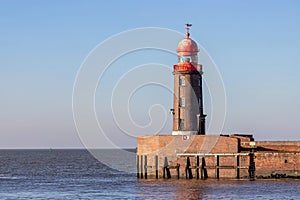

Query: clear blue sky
1;0;300;148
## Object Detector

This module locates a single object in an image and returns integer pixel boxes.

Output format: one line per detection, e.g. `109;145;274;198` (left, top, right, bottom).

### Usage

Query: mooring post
236;155;240;179
144;155;147;179
140;155;143;179
137;154;140;178
215;155;220;179
155;155;158;179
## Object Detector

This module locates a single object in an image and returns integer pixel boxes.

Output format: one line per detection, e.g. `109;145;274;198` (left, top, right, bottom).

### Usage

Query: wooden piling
186;157;193;179
140;155;143;179
155;155;158;179
200;157;203;179
166;163;171;178
202;157;208;179
176;164;180;179
137;155;140;178
249;151;255;180
163;157;171;179
196;156;200;179
215;155;220;179
144;155;147;179
236;155;240;179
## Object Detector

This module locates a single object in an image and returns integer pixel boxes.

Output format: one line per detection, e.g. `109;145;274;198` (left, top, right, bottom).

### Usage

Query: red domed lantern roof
177;32;198;56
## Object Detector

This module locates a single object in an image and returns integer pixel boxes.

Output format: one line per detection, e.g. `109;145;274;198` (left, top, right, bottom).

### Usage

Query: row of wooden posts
137;152;255;180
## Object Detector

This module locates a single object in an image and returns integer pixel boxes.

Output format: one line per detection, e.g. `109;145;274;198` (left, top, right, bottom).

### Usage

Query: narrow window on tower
179;97;185;107
198;79;201;86
179;76;185;86
179;119;185;130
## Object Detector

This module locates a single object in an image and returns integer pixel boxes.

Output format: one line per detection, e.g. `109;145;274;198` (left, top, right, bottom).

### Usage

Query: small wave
0;175;25;180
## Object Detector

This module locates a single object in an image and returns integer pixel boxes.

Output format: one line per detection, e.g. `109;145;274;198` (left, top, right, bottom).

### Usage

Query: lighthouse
137;26;300;180
172;24;206;135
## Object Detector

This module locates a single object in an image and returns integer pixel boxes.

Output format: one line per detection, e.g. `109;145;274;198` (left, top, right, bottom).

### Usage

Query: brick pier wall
137;135;300;179
255;141;300;177
137;135;250;179
256;141;300;152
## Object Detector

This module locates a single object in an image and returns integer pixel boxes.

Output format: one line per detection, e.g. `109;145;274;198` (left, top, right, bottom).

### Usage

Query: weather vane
185;23;192;38
185;23;192;33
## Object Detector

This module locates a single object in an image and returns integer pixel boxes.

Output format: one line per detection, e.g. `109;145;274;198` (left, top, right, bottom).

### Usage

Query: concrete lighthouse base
136;134;300;180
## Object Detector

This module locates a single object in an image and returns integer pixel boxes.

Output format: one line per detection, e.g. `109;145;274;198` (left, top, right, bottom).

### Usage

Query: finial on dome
185;23;192;38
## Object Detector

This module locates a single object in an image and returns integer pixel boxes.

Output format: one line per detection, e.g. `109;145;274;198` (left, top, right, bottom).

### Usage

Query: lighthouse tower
172;24;206;135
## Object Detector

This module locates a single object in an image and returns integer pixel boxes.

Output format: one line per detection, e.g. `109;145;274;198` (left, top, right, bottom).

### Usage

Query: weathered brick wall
256;141;300;152
255;152;300;177
137;135;238;154
137;135;242;178
137;135;300;179
137;136;160;153
229;134;253;149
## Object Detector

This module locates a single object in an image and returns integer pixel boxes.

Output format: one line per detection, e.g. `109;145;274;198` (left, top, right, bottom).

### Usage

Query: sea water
0;149;299;199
